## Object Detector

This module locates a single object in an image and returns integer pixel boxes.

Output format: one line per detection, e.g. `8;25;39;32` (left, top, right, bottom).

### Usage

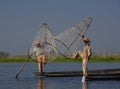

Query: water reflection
82;81;88;89
37;77;89;89
38;78;43;89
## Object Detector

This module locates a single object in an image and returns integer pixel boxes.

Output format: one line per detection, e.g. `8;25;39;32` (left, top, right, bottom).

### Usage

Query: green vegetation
0;55;120;62
89;56;120;62
0;57;32;62
54;56;120;62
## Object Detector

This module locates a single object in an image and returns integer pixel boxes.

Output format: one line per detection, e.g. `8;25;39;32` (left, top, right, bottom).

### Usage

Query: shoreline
0;56;120;62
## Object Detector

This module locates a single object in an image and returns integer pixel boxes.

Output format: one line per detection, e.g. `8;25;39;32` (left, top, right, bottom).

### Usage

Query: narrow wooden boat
34;68;120;80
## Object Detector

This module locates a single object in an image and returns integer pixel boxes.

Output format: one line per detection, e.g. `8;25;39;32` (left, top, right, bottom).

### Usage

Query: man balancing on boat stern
33;40;47;75
71;35;92;83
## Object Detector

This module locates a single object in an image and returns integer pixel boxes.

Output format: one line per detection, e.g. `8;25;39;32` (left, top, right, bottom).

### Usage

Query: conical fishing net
29;23;58;62
54;17;92;58
28;17;92;62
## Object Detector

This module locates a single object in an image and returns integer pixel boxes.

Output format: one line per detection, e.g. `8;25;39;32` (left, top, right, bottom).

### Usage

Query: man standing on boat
71;35;91;82
33;40;47;75
81;35;91;82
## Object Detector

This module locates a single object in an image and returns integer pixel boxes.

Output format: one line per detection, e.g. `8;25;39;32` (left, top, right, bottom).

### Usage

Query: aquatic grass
0;55;120;62
0;57;32;62
54;57;82;62
54;56;120;62
89;56;120;62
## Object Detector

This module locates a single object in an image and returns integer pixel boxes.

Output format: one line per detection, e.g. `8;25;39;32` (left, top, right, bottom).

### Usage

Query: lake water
0;62;120;89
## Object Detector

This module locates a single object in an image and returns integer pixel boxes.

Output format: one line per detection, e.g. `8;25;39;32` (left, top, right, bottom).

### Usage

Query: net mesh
54;17;92;58
28;17;92;62
29;23;58;62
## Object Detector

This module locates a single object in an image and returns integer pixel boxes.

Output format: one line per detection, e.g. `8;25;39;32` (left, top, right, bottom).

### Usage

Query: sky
0;0;120;56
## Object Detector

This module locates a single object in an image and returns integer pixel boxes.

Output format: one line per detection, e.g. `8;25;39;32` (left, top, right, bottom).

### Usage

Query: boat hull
34;68;120;80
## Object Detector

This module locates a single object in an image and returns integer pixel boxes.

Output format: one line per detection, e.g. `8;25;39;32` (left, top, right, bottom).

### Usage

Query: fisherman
33;40;47;75
71;35;91;82
81;35;91;61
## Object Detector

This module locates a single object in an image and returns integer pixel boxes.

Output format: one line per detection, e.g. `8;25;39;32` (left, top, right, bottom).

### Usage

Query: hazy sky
0;0;120;56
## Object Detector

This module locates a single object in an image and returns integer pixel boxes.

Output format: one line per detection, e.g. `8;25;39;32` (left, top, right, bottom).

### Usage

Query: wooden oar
15;56;30;78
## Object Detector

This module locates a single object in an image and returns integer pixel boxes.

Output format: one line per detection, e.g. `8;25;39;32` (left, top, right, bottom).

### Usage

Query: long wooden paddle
15;53;30;78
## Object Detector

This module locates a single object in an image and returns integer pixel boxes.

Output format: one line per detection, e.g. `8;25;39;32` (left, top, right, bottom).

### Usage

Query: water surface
0;62;120;89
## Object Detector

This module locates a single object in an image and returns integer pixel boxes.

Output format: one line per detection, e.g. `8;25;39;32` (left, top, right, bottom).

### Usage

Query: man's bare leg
82;59;88;83
71;50;82;59
38;62;43;74
42;55;47;65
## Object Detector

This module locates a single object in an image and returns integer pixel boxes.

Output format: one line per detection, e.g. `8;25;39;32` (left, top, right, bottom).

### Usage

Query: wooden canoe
34;68;120;80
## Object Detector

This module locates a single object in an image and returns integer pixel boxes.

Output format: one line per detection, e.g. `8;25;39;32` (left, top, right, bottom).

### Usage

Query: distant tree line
0;51;10;57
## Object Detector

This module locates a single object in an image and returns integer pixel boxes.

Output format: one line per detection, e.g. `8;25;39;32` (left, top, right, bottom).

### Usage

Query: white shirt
33;46;43;56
